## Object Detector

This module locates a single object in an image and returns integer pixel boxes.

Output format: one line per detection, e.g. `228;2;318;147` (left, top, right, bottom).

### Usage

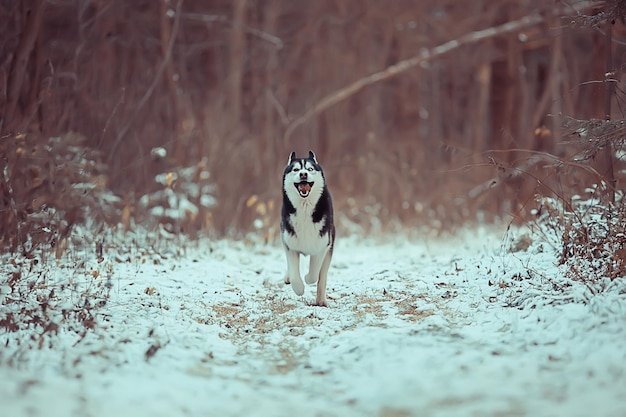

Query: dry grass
201;284;441;375
397;304;435;322
378;408;413;417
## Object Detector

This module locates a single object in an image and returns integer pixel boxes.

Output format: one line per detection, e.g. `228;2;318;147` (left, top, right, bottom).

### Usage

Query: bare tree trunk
107;0;182;164
548;21;562;156
228;0;247;124
263;0;279;183
161;0;182;161
3;0;46;133
603;20;616;202
474;59;491;152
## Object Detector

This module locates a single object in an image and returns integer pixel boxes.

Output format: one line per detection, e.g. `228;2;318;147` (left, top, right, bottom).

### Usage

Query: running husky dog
281;151;335;306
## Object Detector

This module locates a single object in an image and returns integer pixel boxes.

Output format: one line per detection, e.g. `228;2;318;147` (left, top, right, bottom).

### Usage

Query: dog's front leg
315;249;332;307
285;249;304;296
305;250;326;285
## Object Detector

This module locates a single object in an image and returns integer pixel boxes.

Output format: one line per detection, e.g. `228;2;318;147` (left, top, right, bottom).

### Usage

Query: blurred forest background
2;0;626;252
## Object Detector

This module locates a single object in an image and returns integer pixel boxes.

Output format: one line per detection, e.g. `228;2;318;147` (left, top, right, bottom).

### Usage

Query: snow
1;227;626;417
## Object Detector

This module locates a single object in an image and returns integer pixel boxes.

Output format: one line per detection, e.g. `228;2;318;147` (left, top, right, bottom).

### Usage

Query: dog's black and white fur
281;151;335;306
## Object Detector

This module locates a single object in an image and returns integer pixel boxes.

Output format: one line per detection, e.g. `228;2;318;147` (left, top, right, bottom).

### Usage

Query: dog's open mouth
294;181;314;198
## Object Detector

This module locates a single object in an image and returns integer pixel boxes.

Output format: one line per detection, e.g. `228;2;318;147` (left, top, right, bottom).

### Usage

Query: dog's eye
292;167;298;172
307;167;314;172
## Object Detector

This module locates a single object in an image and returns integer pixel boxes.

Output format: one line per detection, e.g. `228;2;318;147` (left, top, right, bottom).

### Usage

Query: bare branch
108;0;183;163
284;1;603;142
468;148;620;200
180;12;283;49
266;89;289;125
284;14;543;142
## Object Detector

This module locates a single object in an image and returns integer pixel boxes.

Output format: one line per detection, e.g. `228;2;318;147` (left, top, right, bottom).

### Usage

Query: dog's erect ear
308;150;318;164
288;151;296;164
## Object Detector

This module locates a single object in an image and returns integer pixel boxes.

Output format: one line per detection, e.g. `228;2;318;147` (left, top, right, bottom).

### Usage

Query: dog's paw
290;279;305;296
304;272;318;284
315;297;328;307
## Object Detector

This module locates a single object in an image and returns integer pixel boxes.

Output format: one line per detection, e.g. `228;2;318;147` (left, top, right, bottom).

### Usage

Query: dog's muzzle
294;181;313;198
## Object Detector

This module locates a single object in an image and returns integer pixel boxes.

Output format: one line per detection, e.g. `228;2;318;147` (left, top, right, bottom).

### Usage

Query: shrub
0;132;117;255
532;187;626;286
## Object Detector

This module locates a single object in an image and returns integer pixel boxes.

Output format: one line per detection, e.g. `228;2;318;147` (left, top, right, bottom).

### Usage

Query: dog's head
283;151;325;201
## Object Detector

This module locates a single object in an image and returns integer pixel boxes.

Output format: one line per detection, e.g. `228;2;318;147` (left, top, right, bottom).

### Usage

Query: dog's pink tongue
298;183;311;194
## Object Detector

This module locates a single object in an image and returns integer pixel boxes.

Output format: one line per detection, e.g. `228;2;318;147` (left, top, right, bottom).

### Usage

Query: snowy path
1;229;626;417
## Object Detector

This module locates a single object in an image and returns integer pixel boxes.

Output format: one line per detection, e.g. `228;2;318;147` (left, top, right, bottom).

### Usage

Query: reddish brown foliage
1;0;625;241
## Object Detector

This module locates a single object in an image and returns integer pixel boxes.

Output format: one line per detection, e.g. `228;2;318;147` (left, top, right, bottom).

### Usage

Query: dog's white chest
283;209;328;255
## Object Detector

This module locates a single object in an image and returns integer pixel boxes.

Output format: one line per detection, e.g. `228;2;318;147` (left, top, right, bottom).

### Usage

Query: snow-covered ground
1;227;626;417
